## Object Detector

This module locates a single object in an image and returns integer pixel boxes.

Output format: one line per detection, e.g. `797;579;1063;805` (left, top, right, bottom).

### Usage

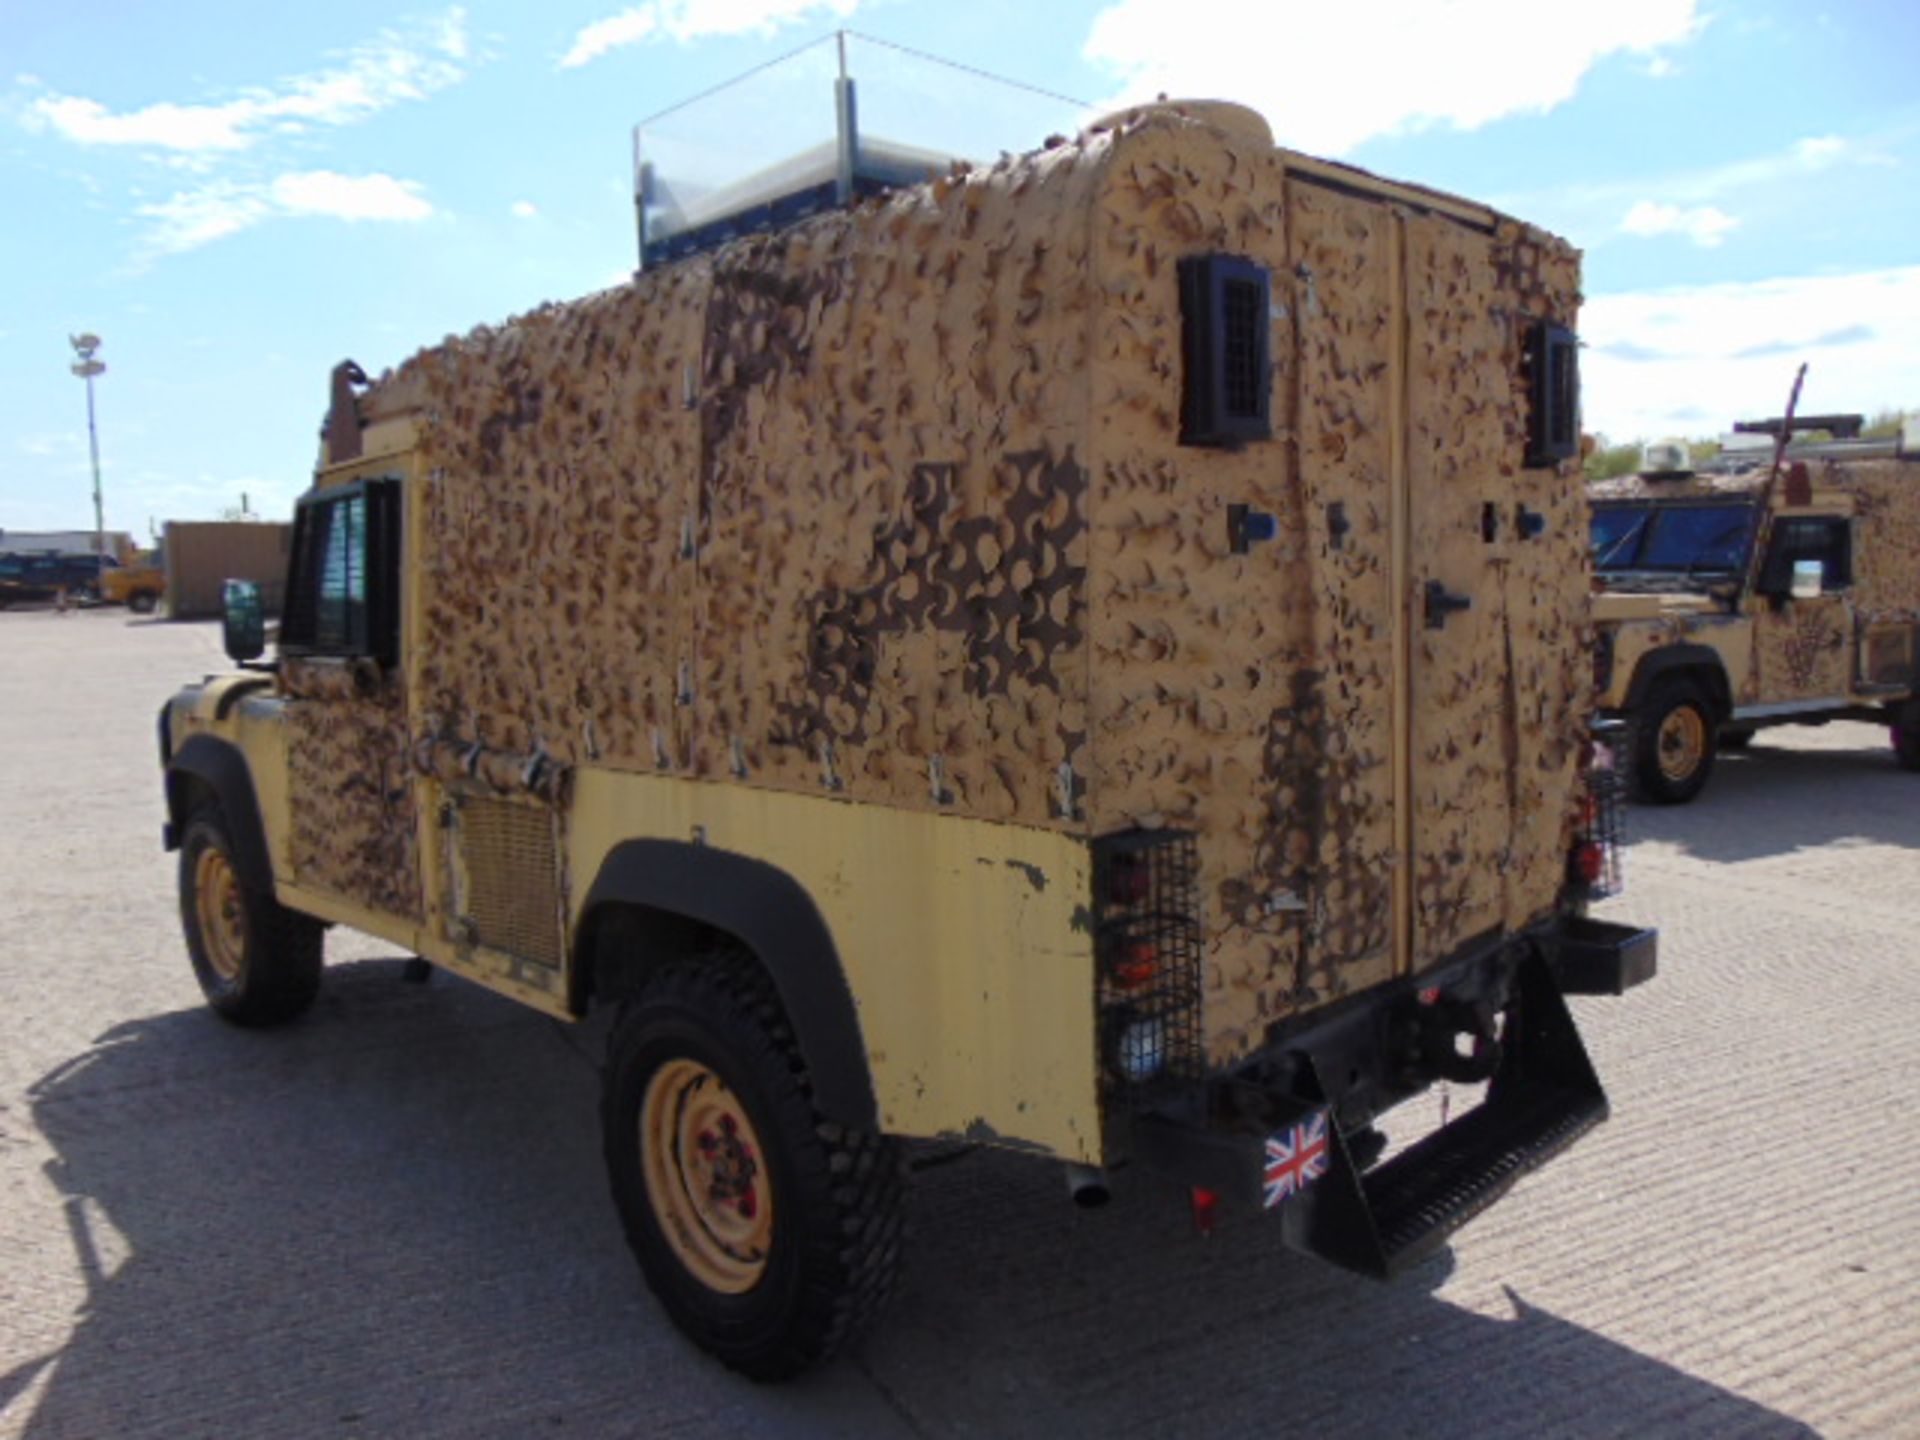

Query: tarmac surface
1;609;1915;1438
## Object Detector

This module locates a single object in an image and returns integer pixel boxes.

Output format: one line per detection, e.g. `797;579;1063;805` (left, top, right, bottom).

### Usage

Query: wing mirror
221;579;266;663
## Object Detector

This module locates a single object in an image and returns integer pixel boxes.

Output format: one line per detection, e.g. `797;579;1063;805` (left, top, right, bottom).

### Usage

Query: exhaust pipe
1065;1163;1110;1209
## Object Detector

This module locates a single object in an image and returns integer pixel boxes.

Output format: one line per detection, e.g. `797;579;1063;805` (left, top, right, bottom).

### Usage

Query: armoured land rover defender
1592;415;1920;803
159;96;1654;1379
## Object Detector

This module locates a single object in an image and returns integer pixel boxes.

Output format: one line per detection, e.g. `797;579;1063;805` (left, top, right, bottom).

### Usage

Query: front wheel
1634;680;1717;804
602;959;904;1381
178;808;324;1024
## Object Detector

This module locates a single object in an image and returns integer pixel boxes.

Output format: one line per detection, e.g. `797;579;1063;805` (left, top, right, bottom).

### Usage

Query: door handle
1424;579;1472;629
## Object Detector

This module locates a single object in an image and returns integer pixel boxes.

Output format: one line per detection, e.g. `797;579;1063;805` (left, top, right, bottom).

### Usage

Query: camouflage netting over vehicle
336;101;1589;1066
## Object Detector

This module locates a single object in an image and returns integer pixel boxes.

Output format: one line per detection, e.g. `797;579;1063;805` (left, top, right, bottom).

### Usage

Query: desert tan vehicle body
1592;434;1920;801
160;101;1651;1377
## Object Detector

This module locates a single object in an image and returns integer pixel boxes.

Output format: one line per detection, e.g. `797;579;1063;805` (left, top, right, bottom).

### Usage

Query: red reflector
1189;1186;1219;1237
1113;940;1157;988
1417;986;1440;1006
1573;841;1606;885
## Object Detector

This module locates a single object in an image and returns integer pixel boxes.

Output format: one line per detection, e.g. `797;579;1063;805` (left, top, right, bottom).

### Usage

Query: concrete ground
1;609;1914;1439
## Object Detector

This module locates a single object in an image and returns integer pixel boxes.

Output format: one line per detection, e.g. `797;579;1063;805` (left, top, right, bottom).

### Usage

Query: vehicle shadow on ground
1626;732;1920;864
20;961;1814;1440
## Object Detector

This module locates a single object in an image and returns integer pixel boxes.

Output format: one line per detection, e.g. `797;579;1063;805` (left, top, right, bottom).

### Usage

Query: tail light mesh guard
1578;725;1626;900
1092;829;1204;1101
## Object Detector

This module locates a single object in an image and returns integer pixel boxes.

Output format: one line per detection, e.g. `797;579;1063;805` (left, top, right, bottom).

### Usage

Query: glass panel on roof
634;32;1090;269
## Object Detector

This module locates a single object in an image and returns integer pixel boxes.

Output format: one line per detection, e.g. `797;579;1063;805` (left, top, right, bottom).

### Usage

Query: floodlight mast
68;333;107;592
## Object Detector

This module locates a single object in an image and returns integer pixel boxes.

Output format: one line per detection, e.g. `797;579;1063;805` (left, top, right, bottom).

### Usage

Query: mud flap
1284;948;1608;1278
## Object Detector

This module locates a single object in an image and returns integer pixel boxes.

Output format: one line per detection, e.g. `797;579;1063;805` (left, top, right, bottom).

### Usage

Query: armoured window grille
458;798;564;969
1178;255;1272;447
280;478;403;666
314;494;366;651
1525;322;1580;467
1220;278;1264;419
1092;829;1204;1101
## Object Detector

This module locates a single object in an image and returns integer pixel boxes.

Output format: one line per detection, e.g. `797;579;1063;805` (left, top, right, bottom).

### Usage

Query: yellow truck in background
158;96;1655;1379
100;551;165;613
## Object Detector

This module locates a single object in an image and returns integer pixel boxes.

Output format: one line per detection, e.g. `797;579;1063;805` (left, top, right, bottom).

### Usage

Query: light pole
69;332;107;591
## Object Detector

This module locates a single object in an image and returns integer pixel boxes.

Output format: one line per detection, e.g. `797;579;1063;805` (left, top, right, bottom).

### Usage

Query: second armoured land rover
159;90;1654;1379
1592;414;1920;802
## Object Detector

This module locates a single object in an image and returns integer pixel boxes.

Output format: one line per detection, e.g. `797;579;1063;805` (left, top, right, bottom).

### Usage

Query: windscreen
1592;501;1755;572
1591;505;1650;569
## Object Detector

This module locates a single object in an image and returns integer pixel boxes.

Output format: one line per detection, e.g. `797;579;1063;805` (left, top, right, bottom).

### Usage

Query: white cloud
137;171;433;255
22;8;470;154
1619;199;1739;247
1582;266;1920;441
562;9;660;67
511;199;539;218
270;170;432;221
560;0;859;69
135;182;274;251
1083;0;1702;155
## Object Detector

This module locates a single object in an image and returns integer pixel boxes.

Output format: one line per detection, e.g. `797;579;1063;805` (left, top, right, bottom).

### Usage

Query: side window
280;479;402;665
1759;515;1851;594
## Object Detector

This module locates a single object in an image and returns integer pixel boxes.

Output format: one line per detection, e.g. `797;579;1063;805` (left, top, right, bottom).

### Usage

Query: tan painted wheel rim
641;1058;773;1294
1657;705;1707;783
194;845;247;982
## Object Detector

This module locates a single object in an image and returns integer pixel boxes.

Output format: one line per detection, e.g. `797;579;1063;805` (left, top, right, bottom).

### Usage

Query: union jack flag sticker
1263;1111;1332;1208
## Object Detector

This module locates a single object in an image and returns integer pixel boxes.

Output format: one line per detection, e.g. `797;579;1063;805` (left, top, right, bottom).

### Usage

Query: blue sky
3;0;1917;537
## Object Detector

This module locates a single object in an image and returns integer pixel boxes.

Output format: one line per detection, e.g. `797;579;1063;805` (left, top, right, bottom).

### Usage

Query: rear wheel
128;590;159;615
178;808;323;1024
602;958;904;1380
1635;679;1717;804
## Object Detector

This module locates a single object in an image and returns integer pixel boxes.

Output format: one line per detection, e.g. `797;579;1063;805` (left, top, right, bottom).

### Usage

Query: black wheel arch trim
575;840;877;1131
1625;644;1732;718
164;733;275;895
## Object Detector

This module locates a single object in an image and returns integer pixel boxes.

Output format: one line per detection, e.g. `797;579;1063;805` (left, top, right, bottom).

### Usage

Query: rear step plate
1286;948;1609;1278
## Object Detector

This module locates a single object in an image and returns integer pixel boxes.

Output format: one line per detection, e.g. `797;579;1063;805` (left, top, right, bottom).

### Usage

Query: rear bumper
1129;914;1655;1277
1553;915;1658;996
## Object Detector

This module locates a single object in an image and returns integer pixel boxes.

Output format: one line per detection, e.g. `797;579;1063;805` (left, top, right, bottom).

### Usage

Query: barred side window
280;479;401;666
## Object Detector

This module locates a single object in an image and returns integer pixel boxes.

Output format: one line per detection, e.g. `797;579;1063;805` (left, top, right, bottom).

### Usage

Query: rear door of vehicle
1402;214;1588;966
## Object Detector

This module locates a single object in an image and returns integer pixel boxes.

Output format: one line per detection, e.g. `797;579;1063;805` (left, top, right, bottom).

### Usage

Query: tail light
1570;839;1607;886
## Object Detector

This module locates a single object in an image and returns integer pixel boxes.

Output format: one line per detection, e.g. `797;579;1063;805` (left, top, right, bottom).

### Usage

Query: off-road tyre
602;957;905;1381
128;590;159;615
178;807;323;1025
1892;725;1920;772
1718;726;1755;752
1634;678;1717;804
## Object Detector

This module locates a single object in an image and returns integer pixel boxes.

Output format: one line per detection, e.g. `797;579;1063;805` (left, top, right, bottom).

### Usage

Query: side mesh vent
1179;254;1273;447
459;798;563;969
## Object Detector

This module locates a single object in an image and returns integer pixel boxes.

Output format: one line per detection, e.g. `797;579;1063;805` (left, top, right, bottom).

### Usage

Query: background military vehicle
1591;413;1920;802
158;72;1653;1380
